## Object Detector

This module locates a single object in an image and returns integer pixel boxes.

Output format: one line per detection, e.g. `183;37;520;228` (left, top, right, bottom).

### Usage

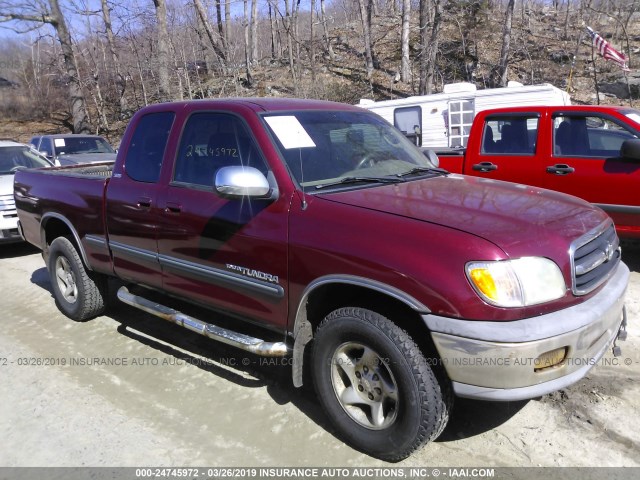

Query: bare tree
493;0;515;87
0;0;91;132
320;0;334;61
243;0;253;85
193;0;227;70
250;0;258;65
100;0;127;115
152;0;171;100
400;0;410;82
419;0;442;95
357;0;374;78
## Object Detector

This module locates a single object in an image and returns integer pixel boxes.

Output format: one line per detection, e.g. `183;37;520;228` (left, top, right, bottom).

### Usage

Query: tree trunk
47;0;90;133
225;0;231;49
152;0;171;101
310;0;316;82
215;0;225;53
193;0;227;69
357;0;374;78
251;0;258;65
495;0;515;87
100;0;127;115
284;0;298;93
400;0;410;82
320;0;335;61
243;0;253;85
419;0;441;95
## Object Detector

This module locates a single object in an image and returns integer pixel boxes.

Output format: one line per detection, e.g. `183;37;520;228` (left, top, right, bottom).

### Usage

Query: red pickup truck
14;99;629;460
435;105;640;239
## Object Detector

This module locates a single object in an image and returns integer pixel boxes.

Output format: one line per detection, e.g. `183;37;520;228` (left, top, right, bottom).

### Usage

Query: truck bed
14;163;113;272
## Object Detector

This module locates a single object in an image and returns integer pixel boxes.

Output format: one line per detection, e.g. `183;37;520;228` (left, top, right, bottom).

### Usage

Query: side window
125;112;175;183
554;115;637;157
485;115;538;155
173;113;267;187
39;138;53;157
394;106;422;146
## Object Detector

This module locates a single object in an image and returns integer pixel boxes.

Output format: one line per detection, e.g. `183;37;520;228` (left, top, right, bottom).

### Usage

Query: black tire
47;236;107;321
311;307;452;461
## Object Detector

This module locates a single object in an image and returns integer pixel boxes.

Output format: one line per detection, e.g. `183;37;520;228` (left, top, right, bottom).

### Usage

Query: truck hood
319;174;608;255
57;153;116;166
0;173;14;195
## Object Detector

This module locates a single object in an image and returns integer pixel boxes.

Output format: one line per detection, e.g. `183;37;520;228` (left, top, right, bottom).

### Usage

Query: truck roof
480;105;634;115
151;97;366;113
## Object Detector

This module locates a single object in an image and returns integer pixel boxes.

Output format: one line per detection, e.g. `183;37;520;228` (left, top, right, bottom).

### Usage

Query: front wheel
47;236;107;321
311;307;452;461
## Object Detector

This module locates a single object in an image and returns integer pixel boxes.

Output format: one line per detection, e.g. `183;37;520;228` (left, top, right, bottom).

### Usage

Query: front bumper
423;262;629;401
0;211;21;244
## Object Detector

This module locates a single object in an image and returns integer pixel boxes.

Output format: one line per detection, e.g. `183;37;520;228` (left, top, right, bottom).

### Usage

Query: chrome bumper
423;262;629;401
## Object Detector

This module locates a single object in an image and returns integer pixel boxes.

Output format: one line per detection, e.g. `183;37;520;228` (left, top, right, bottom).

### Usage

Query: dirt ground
0;242;638;468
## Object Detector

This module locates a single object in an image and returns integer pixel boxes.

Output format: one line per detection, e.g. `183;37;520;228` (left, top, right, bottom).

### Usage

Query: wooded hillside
0;0;638;143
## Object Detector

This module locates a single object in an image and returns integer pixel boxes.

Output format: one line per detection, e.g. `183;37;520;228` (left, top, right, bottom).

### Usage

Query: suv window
124;112;175;183
39;138;53;158
482;115;538;155
554;114;638;157
173;113;267;187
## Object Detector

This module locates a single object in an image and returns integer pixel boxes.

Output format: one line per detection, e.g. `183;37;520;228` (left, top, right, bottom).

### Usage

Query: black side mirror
620;139;640;161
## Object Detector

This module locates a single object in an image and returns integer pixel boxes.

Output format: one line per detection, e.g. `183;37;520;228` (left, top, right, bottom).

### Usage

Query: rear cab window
124;112;175;183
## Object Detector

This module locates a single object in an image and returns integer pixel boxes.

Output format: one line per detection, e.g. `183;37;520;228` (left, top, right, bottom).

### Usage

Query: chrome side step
117;286;288;357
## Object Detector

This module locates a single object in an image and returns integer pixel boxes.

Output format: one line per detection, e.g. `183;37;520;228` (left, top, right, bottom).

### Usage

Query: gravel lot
0;241;638;468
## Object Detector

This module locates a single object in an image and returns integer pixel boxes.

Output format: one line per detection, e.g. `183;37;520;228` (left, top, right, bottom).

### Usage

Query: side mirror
215;166;271;198
423;149;440;168
620;139;640;161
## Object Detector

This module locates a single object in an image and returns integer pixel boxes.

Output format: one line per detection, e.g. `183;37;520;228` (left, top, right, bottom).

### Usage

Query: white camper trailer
358;82;571;148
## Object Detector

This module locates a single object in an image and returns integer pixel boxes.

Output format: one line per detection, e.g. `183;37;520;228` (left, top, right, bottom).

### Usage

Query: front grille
0;193;15;212
571;222;620;295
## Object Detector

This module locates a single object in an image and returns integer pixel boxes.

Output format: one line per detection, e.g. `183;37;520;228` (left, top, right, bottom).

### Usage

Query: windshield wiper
396;166;449;178
315;176;403;190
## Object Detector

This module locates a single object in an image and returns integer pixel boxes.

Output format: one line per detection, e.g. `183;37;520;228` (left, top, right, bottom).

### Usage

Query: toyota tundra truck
14;98;629;461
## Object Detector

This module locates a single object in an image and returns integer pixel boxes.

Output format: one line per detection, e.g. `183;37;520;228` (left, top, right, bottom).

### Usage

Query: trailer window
448;100;474;147
394;106;422;146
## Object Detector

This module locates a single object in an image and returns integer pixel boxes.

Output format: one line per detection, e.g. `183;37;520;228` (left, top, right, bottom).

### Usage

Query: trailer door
448;99;474;147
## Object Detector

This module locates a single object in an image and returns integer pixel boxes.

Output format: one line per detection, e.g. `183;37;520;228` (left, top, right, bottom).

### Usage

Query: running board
117;286;288;357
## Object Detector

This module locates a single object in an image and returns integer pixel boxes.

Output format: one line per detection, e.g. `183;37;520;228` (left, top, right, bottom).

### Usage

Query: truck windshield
0;146;51;174
55;137;114;155
263;110;438;191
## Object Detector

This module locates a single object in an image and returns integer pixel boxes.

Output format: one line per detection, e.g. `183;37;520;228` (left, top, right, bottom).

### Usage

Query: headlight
466;257;566;307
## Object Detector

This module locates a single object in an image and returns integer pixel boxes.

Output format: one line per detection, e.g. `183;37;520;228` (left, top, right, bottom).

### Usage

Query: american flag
586;26;630;71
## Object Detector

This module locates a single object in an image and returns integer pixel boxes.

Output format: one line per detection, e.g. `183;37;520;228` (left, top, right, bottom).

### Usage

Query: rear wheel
47;236;107;321
311;307;452;461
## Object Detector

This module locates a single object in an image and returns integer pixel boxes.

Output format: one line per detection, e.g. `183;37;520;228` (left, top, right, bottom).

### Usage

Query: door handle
472;162;498;172
136;196;152;208
165;202;182;214
546;164;575;175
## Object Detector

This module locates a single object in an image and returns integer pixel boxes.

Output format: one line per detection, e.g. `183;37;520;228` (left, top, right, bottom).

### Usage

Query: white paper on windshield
264;116;316;149
626;113;640;125
54;138;66;147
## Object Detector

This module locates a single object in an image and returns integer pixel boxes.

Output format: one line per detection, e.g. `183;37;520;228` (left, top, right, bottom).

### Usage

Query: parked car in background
0;140;52;244
29;134;116;166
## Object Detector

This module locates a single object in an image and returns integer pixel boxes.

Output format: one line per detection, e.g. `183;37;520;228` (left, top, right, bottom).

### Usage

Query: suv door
464;113;545;187
545;112;640;234
157;110;290;331
106;111;175;288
